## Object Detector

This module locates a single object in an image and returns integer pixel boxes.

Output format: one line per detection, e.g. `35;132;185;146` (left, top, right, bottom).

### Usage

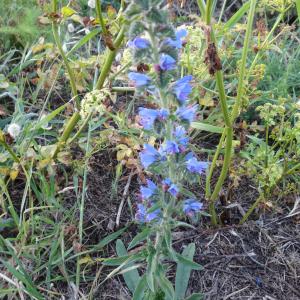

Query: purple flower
176;104;198;123
160;140;180;155
139;144;161;168
138;108;169;130
183;199;203;216
174;125;189;148
168;183;179;197
140;179;157;199
135;203;161;223
162;178;172;191
173;75;193;103
128;72;151;87
128;37;150;49
186;157;209;174
159;54;176;71
146;209;161;222
135;203;147;222
166;28;188;49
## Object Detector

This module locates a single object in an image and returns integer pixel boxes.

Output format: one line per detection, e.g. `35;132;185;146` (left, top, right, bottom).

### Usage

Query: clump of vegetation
0;0;299;299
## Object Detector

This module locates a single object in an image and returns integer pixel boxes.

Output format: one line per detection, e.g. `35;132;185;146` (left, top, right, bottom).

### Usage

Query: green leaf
146;251;155;292
61;6;76;18
95;226;127;249
296;0;300;24
102;255;132;266
223;1;250;30
66;28;101;57
191;122;223;134
1;260;44;300
175;252;202;271
133;275;148;300
175;243;197;300
128;228;151;250
34;104;67;130
157;271;175;300
185;293;203;300
116;240;140;294
246;135;265;146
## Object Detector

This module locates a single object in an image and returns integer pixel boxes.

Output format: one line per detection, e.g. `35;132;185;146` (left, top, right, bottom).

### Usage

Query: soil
62;148;300;300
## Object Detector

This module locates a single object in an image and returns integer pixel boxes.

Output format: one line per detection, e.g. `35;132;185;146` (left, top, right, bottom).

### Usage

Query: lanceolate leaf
175;243;197;300
223;1;250;30
133;275;148;300
116;240;140;294
191;122;223;134
175;252;203;270
128;227;151;250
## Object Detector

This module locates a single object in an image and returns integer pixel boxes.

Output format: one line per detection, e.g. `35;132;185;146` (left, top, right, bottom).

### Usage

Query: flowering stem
204;0;257;225
95;26;125;90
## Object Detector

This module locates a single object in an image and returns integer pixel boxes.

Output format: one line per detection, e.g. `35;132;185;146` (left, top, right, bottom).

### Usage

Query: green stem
247;13;283;80
95;0;107;35
286;162;300;175
196;0;206;18
205;129;226;198
111;86;135;93
0;141;20;164
52;0;79;109
76;123;91;286
239;195;262;224
53;112;81;158
205;0;213;24
205;0;257;225
95;26;125;90
231;0;257;121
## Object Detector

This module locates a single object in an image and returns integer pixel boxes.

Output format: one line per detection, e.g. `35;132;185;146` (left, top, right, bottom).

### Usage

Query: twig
116;170;134;227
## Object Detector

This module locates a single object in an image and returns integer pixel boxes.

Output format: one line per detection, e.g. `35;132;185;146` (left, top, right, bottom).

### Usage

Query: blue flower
173;75;193;103
159;54;176;71
135;203;161;223
166;28;187;49
138;108;169;130
146;208;161;222
140;144;161;168
174;125;189;148
128;37;150;49
135;203;147;222
168;183;179;197
128;72;151;87
162;178;172;186
140;179;157;199
160;140;180;155
176;104;198;123
183;199;203;216
186;157;209;174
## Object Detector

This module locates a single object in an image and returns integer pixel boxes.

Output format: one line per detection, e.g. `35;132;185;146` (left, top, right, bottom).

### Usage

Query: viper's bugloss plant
108;1;207;299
